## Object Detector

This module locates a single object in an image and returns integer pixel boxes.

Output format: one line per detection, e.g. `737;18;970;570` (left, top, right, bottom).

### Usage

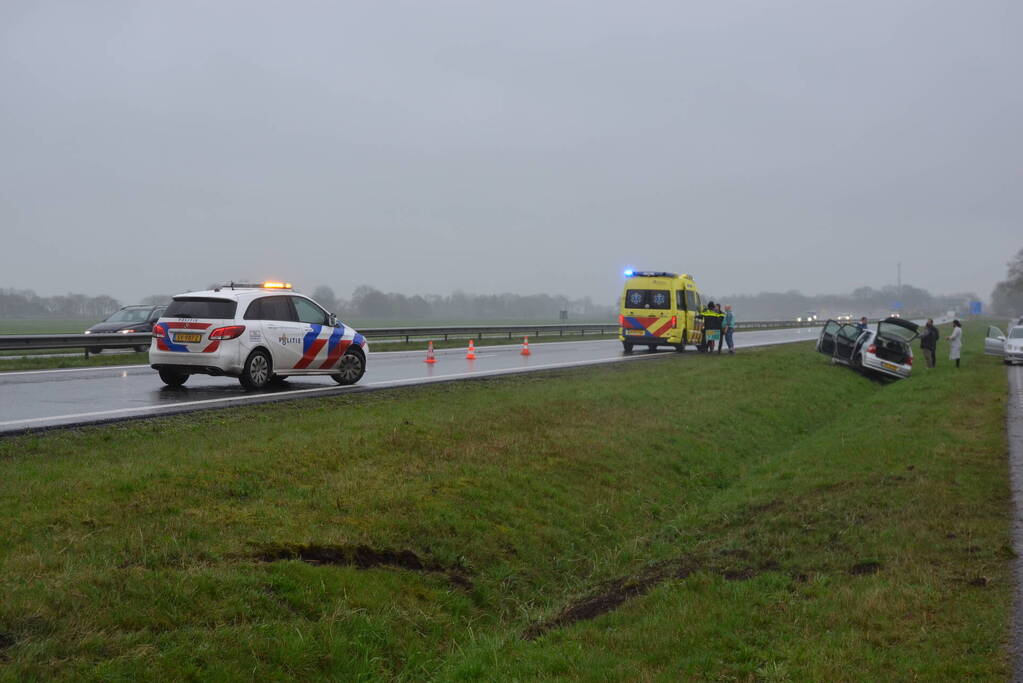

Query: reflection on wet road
0;327;822;433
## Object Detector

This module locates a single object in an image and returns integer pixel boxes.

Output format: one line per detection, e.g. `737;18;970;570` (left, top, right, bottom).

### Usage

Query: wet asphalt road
0;327;821;434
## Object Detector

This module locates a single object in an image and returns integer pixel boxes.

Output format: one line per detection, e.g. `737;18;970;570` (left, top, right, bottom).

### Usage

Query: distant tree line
1;279;994;322
311;285;613;321
716;284;979;321
0;288;121;319
991;247;1023;316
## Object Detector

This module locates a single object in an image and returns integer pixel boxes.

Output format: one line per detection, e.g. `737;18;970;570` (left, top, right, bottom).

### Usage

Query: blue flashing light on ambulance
619;270;708;353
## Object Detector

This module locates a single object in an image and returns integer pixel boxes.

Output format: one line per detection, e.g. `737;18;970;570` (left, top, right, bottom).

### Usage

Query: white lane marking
0;364;143;377
0;351;674;428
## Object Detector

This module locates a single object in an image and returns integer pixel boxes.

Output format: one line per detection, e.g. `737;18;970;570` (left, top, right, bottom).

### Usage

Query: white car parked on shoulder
149;282;368;389
985;324;1023;365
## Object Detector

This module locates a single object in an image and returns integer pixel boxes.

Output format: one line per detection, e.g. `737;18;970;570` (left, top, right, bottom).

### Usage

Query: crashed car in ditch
816;317;920;379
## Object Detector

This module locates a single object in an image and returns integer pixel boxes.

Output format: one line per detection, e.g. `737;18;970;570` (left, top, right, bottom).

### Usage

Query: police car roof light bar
213;281;293;291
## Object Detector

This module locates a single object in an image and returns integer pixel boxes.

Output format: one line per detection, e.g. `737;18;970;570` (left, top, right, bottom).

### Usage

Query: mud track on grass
253;543;473;589
523;556;789;640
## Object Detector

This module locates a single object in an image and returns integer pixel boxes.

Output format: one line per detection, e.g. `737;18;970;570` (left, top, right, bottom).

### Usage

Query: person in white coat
947;319;963;368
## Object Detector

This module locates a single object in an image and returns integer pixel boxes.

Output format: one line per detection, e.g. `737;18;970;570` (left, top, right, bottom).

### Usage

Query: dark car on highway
85;305;166;353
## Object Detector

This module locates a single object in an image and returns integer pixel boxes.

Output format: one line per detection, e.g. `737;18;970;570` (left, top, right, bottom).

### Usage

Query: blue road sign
969;301;982;315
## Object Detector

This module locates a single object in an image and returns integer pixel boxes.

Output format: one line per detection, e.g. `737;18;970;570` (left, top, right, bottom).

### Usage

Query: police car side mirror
328;314;339;327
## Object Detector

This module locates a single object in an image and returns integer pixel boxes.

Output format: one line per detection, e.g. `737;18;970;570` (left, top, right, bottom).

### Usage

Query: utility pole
897;261;902;308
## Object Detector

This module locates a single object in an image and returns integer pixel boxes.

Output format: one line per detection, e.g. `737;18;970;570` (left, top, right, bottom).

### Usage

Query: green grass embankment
0;323;1011;679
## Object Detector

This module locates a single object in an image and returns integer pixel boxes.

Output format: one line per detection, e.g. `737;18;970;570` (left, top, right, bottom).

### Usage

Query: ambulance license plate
627;330;646;336
880;361;898;371
173;333;202;343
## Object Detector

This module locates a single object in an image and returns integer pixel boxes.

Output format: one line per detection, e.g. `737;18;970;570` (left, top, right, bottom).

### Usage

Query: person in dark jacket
702;301;723;352
919;319;938;368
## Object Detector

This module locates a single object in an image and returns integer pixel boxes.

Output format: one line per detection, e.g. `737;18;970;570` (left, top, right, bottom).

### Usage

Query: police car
149;282;367;389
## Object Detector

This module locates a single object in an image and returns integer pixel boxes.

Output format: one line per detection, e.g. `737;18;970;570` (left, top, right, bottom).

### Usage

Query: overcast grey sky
1;1;1020;305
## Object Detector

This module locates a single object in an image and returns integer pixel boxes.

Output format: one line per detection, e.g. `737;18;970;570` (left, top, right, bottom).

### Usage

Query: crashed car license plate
173;333;202;343
881;361;898;371
627;330;646;336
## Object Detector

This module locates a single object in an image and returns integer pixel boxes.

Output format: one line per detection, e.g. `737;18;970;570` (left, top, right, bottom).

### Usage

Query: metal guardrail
0;320;828;356
0;332;154;353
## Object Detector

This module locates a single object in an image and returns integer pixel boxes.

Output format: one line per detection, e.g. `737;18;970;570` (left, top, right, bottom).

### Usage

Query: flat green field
0;319;94;334
0;324;1011;679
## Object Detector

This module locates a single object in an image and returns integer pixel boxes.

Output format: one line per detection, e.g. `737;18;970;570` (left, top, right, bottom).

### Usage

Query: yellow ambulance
619;270;705;352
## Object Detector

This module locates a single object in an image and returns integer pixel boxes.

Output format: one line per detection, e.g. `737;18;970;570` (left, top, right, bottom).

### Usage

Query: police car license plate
173;333;202;343
627;330;646;336
881;361;898;371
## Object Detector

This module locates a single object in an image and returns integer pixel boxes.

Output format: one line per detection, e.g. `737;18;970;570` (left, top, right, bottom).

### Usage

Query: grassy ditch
0;326;1012;679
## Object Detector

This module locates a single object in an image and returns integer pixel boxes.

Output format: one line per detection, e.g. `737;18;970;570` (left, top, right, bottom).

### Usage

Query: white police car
149;282;367;389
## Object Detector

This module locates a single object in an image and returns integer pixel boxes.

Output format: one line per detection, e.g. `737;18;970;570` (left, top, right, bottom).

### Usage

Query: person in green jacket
720;304;735;354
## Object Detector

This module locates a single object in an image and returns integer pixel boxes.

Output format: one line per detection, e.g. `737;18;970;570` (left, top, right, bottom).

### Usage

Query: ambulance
619;270;705;352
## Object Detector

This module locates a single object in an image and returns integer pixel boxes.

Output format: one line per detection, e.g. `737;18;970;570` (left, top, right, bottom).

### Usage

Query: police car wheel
158;369;188;387
647;345;657;352
239;349;272;389
333;349;365;385
134;345;148;353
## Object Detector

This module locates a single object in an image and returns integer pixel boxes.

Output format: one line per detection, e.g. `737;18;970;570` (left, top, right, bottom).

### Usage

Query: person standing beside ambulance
702;301;723;352
720;304;735;354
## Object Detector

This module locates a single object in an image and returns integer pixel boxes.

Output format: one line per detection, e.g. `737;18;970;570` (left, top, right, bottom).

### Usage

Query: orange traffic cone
520;336;531;356
466;339;477;360
424;340;437;364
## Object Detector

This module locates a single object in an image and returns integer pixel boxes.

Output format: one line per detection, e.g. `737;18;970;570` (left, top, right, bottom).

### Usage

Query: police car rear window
164;297;237;319
625;289;671;310
244;296;296;321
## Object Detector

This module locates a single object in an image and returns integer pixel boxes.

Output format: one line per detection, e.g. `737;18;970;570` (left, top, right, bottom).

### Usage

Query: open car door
984;326;1005;356
834;323;863;363
876;317;919;344
817;320;840;356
